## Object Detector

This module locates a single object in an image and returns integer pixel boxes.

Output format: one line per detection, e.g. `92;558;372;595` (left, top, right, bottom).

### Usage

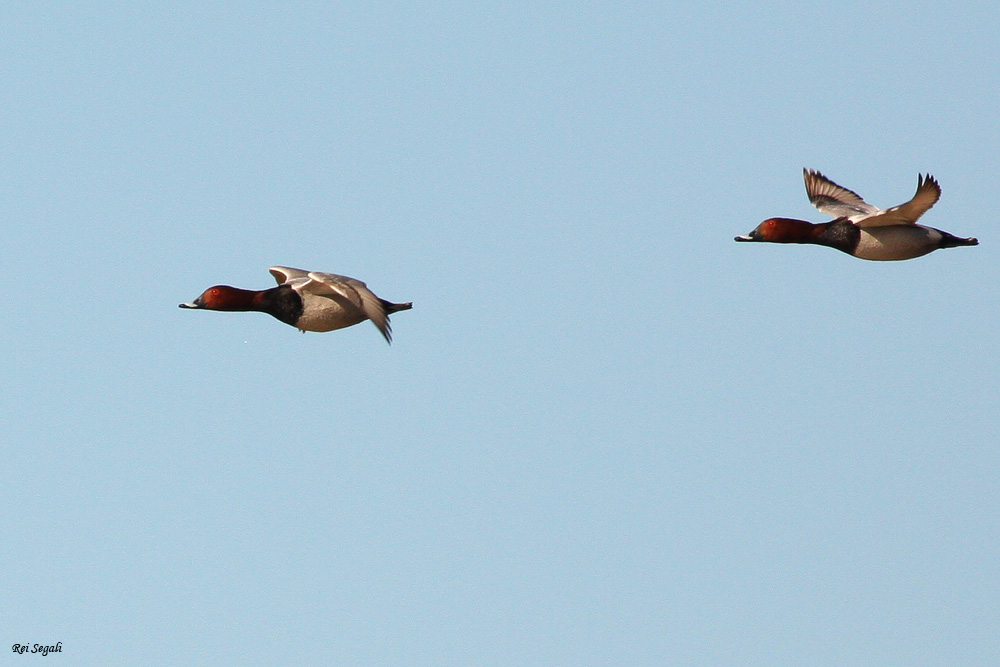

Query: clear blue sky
3;2;997;665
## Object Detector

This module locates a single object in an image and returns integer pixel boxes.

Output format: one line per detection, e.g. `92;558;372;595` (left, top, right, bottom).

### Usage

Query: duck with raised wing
180;266;412;343
735;169;978;260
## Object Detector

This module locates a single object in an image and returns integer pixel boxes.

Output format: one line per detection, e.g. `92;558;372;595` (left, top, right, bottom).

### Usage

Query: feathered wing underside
853;174;941;228
804;169;879;220
269;266;310;285
304;271;392;343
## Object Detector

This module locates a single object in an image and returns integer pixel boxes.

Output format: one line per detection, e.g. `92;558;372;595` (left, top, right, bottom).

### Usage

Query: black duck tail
940;233;978;249
381;299;413;314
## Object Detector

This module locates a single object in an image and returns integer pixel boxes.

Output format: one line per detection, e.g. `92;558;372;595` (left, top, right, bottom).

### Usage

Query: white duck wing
804;169;880;221
305;272;393;343
269;266;311;285
852;174;941;228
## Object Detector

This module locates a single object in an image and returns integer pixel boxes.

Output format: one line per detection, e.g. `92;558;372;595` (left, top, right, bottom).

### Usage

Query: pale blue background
3;2;997;665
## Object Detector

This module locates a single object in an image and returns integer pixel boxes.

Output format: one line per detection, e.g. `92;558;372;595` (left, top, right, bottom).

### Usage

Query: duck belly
854;226;941;261
295;293;366;332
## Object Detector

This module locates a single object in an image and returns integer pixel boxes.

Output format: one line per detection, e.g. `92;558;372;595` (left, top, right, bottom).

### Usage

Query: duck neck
810;218;861;255
769;218;825;243
252;285;304;327
770;217;859;255
212;287;266;311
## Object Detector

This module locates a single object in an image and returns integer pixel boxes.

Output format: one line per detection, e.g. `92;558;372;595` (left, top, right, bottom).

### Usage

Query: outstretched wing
852;174;941;228
804;169;879;220
305;272;393;343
